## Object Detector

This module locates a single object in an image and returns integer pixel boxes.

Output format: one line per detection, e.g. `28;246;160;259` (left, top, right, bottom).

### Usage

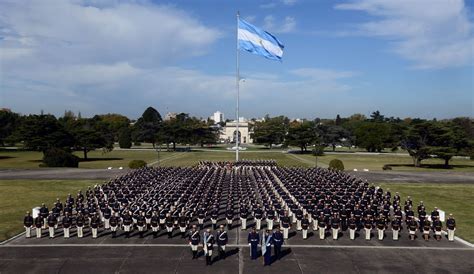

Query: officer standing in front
262;229;273;266
34;214;43;238
203;228;215;266
248;227;260;260
23;212;33;238
272;227;283;260
189;225;201;259
216;224;228;260
446;214;456;242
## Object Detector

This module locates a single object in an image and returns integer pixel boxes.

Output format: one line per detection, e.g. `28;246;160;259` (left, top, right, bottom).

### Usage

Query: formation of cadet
24;162;458;264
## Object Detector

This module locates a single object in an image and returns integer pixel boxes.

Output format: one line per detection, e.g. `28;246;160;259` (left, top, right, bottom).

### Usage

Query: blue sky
0;0;472;120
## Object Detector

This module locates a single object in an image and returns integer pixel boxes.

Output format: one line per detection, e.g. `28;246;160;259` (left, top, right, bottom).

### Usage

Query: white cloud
282;0;297;6
0;0;221;66
263;15;296;33
259;3;277;9
335;0;474;69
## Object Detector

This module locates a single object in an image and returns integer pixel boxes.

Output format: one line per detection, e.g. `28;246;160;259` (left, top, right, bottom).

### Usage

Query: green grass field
295;153;474;172
0;180;100;242
377;182;474;243
2;149;473;170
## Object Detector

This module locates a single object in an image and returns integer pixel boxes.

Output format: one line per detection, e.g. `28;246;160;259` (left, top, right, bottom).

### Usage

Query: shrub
312;146;325;156
129;160;147;169
382;164;392;170
329;159;344;171
42;148;79;167
118;128;132;149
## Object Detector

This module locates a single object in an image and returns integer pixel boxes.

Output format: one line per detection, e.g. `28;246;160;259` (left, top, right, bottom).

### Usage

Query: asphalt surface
2;224;473;274
0;168;473;184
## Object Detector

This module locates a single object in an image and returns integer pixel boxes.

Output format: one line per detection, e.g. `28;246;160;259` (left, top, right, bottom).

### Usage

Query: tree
354;122;390;152
0;110;20;146
97;113;130;141
370;110;385;122
60;116;112;160
12;114;74;152
118;127;132;149
285;121;319;152
320;124;350;151
133;107;162;148
251;115;289;149
401;121;440;167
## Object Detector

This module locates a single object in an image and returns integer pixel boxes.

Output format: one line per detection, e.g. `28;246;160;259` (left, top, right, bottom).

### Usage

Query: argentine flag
238;18;284;61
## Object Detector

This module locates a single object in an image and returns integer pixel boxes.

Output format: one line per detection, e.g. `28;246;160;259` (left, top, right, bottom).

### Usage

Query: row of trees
251;112;473;167
0;107;218;166
1;108;472;167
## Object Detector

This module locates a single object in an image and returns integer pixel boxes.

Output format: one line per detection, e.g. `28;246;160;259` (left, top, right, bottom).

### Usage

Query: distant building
164;112;177;121
213;111;224;124
220;121;253;144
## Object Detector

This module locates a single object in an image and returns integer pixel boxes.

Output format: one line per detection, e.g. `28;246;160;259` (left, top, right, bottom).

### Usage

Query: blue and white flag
238;18;284;61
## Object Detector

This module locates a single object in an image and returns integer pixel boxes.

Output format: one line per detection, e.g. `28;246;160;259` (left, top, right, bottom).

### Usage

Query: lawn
1;149;473;171
377;182;474;243
0;180;100;242
294;153;474;172
0;149;178;169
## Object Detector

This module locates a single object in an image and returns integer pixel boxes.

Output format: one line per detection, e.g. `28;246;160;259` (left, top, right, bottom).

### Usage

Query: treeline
1;107;472;168
251;111;473;167
0;107;217;167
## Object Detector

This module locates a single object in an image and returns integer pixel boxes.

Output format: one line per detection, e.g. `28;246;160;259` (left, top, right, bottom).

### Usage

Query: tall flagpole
235;11;240;162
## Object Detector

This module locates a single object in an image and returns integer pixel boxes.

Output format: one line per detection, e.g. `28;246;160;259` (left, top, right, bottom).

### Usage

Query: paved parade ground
1;220;473;273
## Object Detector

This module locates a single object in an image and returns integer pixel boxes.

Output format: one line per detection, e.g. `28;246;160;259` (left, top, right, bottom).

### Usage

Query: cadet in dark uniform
165;213;174;238
262;230;272;266
46;211;57;238
102;206;112;230
39;203;49;229
318;213;327;240
137;212;146;238
150;211;159;238
76;213;85;238
240;206;249;230
422;219;431;241
210;206;219;230
62;212;72;238
90;213;100;238
301;214;310;239
254;205;263;230
23;212;33;238
331;213;341;240
225;206;234;230
248;227;260;260
122;212;133;238
446;214;456;242
272;227;283;260
216;225;228;260
197;207;206;230
178;212;188;238
203;228;215;265
348;214;357;240
408;217;418;240
281;211;291;239
432;217;443;241
391;218;401;241
109;213;120;238
376;214;386;241
189;225;201;259
34;214;43;238
266;207;275;230
364;216;373;241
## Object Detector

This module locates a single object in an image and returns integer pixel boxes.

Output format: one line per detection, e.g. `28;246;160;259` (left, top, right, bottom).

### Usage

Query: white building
213;111;224;124
220;121;253;144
